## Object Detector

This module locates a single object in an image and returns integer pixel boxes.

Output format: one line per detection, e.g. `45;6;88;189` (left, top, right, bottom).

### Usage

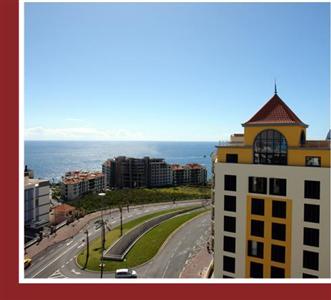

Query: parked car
115;268;137;278
24;257;32;269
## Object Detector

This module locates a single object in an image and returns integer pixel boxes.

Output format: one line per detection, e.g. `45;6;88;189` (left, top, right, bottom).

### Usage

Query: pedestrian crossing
49;269;67;279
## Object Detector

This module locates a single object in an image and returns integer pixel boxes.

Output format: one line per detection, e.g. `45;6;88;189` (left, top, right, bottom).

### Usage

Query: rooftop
52;203;76;213
63;171;104;184
243;94;308;127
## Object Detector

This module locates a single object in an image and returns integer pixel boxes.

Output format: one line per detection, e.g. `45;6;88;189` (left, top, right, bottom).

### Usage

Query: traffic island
103;206;201;261
76;207;208;272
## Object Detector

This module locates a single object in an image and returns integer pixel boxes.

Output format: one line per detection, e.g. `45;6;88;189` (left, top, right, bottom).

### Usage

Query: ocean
24;141;217;182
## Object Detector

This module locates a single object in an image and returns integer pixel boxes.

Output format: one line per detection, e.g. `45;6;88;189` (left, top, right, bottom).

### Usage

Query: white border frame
19;0;331;284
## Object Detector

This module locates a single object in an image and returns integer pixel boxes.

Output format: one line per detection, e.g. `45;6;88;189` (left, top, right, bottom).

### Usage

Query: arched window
253;130;287;165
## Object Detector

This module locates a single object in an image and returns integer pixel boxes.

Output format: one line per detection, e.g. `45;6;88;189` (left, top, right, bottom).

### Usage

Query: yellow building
212;91;330;278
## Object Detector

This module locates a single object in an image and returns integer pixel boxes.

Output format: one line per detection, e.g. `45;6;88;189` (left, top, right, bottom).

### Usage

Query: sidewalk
25;209;108;258
180;247;213;278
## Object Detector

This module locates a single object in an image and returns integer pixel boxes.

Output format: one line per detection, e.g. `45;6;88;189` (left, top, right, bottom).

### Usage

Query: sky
24;2;330;141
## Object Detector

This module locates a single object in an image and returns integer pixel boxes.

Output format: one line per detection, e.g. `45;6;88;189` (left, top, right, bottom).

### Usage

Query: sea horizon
24;140;217;182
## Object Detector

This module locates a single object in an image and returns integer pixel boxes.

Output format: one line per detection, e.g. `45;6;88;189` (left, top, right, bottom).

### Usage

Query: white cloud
65;118;85;122
24;126;145;141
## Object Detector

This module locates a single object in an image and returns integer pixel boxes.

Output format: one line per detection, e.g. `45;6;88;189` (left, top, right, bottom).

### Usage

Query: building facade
24;176;50;229
60;171;105;201
103;157;207;189
149;158;172;187
213;92;330;278
171;163;207;186
102;156;172;188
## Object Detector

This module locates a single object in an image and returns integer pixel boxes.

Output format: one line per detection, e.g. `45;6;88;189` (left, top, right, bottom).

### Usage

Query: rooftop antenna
274;79;278;95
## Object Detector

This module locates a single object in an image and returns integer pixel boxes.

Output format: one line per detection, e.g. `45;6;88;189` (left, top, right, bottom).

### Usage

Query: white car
115;268;137;278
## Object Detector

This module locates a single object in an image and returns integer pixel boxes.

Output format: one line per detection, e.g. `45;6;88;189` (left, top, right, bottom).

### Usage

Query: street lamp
83;229;89;269
98;192;106;278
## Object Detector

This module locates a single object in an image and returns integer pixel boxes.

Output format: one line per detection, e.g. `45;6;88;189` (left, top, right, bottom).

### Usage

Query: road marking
66;240;73;246
71;269;81;275
61;265;65;268
111;221;116;224
49;270;67;279
77;243;85;249
32;242;78;278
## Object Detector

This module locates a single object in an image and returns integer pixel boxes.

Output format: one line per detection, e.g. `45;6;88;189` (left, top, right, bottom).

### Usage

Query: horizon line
24;139;219;143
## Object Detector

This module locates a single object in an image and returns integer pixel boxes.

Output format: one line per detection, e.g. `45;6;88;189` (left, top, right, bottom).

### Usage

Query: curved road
137;212;211;278
25;201;210;279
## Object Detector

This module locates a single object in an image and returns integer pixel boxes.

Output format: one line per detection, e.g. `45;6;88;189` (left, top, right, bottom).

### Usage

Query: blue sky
25;2;330;141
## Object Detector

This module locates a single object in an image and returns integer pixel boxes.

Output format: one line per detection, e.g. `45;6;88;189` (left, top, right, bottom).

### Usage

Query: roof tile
243;94;307;126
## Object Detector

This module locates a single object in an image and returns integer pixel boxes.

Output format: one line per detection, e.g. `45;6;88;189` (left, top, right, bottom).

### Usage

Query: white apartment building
60;171;105;201
24;176;50;229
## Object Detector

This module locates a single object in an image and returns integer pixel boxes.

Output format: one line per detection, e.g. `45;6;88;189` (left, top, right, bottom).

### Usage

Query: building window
253;129;287;165
304;204;320;223
303;228;319;247
224;195;236;212
272;200;286;218
302;273;318;278
303;250;319;271
305;157;321;167
271;245;286;263
251;220;264;237
226;154;238;163
272;223;286;241
251;198;264;215
223;275;233;278
247;240;264;258
224;216;236;233
271;266;285;278
249;177;267;194
223;256;235;273
269;178;286;196
223;236;236;253
250;262;263;278
224;175;236;191
304;180;320;199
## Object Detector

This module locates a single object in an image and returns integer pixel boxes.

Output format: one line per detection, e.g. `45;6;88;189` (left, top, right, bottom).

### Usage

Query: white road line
32;242;78;278
77;243;85;249
71;269;81;275
66;240;73;246
49;270;67;279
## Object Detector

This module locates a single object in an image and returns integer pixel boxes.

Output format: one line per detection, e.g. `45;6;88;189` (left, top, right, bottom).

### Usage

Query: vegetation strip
76;206;200;270
70;186;211;213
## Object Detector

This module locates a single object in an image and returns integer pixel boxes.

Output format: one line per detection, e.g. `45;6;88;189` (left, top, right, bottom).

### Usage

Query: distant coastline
24;140;216;182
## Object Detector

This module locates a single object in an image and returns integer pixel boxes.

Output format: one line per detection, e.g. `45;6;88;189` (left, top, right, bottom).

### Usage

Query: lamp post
98;192;106;278
119;205;123;237
83;229;89;269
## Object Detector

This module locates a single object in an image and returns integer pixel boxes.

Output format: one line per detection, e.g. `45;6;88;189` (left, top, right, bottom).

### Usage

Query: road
137;212;210;278
25;201;210;279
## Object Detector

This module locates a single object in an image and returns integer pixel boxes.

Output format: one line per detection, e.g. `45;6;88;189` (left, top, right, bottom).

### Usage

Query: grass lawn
76;205;202;271
70;185;210;214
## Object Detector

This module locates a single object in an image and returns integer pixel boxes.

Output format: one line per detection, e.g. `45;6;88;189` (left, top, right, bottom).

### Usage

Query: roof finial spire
274;79;278;95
